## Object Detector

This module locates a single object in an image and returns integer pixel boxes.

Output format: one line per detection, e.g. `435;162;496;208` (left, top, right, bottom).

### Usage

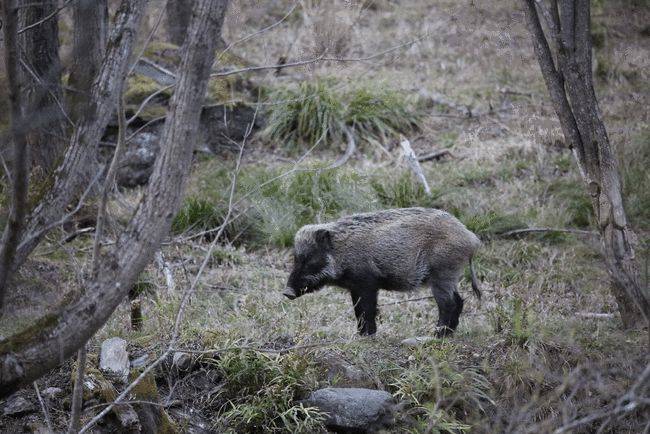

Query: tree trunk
67;0;109;122
521;0;649;330
17;0;66;173
166;0;193;46
0;0;230;398
9;0;146;273
0;0;30;315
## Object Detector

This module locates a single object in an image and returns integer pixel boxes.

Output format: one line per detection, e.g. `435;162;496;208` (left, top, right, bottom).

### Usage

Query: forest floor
1;0;649;433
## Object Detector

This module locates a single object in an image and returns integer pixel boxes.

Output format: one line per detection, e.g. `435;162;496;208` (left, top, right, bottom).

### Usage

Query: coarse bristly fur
284;207;482;337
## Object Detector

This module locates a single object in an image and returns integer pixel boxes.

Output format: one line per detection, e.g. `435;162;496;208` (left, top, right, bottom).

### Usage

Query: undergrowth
207;350;325;433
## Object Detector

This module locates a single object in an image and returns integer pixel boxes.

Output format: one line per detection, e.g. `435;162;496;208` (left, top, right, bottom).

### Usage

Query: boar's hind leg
431;278;463;337
350;288;378;336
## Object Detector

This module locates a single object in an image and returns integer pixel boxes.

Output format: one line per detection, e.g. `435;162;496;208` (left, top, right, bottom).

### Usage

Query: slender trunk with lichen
0;0;30;316
67;0;108;122
17;0;66;173
521;0;649;331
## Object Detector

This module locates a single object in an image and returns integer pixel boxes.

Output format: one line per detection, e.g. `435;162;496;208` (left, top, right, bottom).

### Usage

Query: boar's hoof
434;326;454;338
282;287;298;300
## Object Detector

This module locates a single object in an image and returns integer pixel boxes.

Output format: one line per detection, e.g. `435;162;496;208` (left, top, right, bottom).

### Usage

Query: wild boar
282;208;481;337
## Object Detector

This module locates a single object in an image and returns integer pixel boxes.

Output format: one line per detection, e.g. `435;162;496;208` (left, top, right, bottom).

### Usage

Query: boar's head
283;228;337;300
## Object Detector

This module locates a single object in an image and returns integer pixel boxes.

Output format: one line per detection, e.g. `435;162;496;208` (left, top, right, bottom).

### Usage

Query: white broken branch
155;251;175;293
399;137;432;196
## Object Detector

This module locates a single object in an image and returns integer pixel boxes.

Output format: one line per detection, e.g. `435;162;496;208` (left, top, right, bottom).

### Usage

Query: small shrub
210;350;324;433
391;344;494;431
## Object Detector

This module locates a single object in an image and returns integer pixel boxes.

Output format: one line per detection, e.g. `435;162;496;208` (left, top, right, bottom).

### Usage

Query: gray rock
199;104;263;153
401;336;436;347
303;387;395;433
3;395;35;416
111;104;262;188
116;132;159;188
113;403;141;432
131;354;150;369
99;337;130;383
172;351;192;372
41;387;63;400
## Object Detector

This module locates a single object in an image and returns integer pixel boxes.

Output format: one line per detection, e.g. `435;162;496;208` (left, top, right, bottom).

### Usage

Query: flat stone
401;336;436;347
302;387;395;433
99;337;130;383
41;387;63;400
3;395;35;416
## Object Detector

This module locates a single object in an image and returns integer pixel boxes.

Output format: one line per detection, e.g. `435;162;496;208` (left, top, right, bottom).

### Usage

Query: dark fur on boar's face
283;208;482;337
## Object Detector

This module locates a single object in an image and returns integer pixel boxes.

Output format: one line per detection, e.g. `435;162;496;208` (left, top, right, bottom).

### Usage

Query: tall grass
263;79;422;153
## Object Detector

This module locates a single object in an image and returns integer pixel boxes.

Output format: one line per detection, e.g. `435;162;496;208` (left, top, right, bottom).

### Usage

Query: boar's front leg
350;288;378;336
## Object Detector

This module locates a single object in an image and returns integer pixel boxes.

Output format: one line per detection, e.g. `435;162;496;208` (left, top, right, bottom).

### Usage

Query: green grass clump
546;179;593;228
243;167;378;247
346;86;421;147
371;172;443;208
456;209;527;238
172;197;224;235
263;79;421;152
209;350;325;433
622;129;650;229
263;80;345;151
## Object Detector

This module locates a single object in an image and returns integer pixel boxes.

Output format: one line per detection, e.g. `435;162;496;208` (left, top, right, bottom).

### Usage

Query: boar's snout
282;287;298;300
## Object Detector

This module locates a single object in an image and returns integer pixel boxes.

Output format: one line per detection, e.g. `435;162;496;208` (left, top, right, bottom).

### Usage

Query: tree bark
67;0;109;122
166;0;193;46
10;0;146;273
0;0;30;316
0;0;230;398
17;0;66;173
521;0;649;330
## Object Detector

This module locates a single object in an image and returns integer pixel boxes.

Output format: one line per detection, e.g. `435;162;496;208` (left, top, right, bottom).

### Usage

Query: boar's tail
469;255;481;300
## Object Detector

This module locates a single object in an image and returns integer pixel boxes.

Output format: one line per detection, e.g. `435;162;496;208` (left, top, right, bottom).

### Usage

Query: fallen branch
576;312;616;319
500;227;599;238
400;137;432;196
380;295;436;307
328;127;356;169
418;149;452;162
34;382;53;433
171;339;350;356
155;251;175;293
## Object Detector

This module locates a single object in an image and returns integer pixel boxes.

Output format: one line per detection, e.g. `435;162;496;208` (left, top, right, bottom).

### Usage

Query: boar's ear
314;229;333;250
